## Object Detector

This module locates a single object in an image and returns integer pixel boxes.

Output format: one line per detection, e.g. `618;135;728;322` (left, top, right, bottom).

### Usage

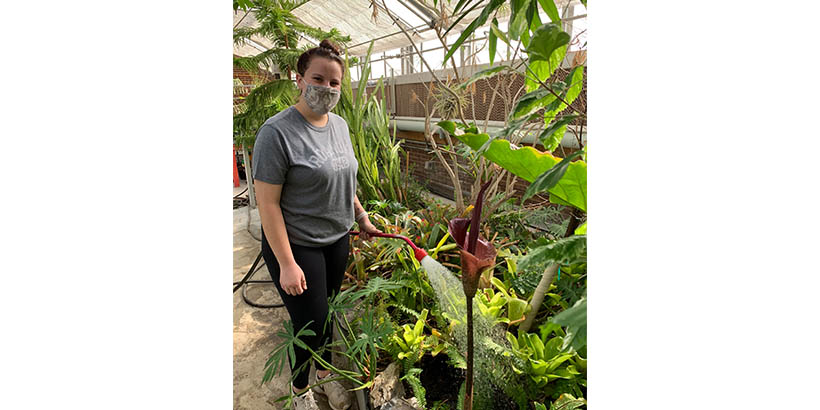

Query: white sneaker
292;389;320;410
313;372;353;410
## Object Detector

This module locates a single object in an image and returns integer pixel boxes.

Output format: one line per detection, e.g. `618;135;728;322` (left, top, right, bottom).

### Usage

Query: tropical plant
262;319;370;408
335;42;406;203
425;0;588;405
233;79;297;147
232;0;350;146
386;308;448;372
373;0;519;213
505;323;585;398
400;367;428;408
262;276;410;405
233;0;349;78
535;393;586;410
251;0;590;404
367;0;588;218
476;276;530;326
348;205;462;324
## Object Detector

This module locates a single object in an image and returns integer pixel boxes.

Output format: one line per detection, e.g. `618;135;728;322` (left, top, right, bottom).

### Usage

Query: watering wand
349;231;428;262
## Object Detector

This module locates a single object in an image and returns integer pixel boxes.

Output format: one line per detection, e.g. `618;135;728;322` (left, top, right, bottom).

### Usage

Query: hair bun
319;39;340;56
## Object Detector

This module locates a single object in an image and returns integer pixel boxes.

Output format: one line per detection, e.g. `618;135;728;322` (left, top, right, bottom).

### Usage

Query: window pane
424;48;444;71
422;39;439;51
383;0;427;28
570;5;587;51
461;37;473;66
370;53;385;79
400;46;414;74
384;55;401;77
474;40;490;65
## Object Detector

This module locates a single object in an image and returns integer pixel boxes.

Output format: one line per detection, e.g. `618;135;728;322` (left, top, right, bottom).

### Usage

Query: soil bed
413;354;464;407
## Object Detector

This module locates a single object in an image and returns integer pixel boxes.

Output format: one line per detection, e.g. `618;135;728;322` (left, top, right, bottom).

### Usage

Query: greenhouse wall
349;55;586;203
398;130;580;203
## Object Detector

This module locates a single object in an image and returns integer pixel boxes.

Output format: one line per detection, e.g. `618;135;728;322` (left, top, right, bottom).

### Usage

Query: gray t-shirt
252;106;358;247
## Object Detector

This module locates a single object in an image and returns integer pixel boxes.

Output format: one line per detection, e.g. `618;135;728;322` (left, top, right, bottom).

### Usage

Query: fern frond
400;368;427;408
444;343;467;369
389;303;421;320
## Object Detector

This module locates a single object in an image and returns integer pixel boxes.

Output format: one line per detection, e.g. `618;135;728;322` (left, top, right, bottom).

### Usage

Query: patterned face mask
301;82;341;115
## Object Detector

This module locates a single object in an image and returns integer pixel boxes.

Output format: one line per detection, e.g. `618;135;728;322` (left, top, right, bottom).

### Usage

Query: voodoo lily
447;181;497;410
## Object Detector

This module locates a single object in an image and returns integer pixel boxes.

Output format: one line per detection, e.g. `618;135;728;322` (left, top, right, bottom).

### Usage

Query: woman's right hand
280;262;307;296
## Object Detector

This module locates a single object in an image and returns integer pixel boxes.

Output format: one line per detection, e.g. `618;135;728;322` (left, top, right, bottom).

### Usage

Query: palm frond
234;48;301;77
243;79;295;109
233;26;262;46
234;79;297;144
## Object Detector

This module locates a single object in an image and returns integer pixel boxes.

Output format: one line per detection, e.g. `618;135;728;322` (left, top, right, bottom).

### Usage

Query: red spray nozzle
349;231;428;261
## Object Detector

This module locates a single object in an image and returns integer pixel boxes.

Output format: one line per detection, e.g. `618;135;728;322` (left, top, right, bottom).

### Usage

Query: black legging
261;228;349;389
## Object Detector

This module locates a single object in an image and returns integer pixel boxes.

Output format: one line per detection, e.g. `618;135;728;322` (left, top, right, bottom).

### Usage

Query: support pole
233;146;241;188
242;144;256;209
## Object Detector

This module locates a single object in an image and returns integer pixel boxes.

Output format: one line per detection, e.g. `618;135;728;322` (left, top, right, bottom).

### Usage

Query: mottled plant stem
465;296;474;410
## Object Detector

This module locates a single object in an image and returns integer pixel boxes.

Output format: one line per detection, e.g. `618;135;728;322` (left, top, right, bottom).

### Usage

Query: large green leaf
522;150;584;202
438;121;586;211
547;159;586;211
520;0;540;48
525;60;548;93
525;44;567;92
439;121;547;181
526;24;570;63
544;66;584;123
564;66;585;103
551;297;587;352
538;114;578;151
510;87;557;119
509;0;531;41
537;0;561;24
518;236;587;271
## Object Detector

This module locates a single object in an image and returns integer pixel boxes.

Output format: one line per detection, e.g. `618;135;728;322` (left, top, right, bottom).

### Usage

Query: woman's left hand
358;219;382;241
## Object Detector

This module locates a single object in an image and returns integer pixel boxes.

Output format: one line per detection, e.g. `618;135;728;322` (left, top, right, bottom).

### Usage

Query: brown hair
296;39;345;78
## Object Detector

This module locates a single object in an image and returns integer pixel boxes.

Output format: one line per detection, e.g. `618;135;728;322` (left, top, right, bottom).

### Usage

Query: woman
252;39;381;410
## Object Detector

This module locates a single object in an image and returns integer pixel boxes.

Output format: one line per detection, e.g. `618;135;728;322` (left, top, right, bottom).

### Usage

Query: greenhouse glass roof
233;0;578;59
